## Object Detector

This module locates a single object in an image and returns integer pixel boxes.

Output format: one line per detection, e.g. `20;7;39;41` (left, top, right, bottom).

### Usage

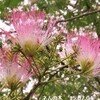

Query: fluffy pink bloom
77;35;100;77
0;55;33;89
59;32;100;77
12;10;56;56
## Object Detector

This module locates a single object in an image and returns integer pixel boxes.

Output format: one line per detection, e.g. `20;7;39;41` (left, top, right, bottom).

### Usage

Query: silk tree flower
0;55;33;90
12;10;57;56
77;35;100;77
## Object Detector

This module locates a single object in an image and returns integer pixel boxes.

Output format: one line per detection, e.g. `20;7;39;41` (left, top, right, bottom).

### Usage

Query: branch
23;82;40;100
48;65;68;80
23;63;81;100
23;65;68;100
56;9;100;24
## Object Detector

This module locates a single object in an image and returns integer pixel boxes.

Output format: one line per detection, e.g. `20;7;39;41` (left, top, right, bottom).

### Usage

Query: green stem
32;57;41;77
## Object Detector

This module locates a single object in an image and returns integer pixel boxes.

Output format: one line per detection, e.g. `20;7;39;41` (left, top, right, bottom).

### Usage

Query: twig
23;82;40;100
32;57;41;77
56;9;100;24
48;65;68;81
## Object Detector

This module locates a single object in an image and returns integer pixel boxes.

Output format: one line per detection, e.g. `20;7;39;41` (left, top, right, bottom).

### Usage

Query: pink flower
12;10;56;56
59;32;100;77
77;35;100;77
0;55;33;90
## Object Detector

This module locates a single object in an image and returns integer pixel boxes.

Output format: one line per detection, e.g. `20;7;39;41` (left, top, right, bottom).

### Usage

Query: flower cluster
12;10;57;56
0;9;61;90
0;9;100;95
77;35;100;77
0;50;33;90
60;33;100;77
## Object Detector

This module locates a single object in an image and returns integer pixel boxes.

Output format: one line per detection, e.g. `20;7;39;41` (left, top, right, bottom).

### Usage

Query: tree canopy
0;0;100;100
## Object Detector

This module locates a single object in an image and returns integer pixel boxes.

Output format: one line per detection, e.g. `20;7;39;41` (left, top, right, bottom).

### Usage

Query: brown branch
23;65;68;100
23;82;40;100
48;65;68;80
56;9;100;24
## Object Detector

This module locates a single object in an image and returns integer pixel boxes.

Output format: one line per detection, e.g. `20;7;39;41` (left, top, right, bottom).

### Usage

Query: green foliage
4;0;23;8
37;0;69;14
0;0;23;19
94;13;100;36
0;0;100;35
37;0;100;36
37;76;100;100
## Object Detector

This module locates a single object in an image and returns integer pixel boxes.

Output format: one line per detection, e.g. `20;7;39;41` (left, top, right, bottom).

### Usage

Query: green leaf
4;0;23;8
